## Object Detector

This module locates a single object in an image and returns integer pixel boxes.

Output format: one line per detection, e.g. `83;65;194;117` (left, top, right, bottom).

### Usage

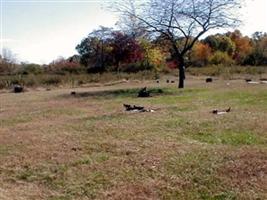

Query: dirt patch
0;182;55;200
103;181;160;200
218;149;267;191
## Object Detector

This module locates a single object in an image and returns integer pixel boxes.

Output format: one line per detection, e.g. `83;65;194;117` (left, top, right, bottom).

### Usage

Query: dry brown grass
0;76;267;199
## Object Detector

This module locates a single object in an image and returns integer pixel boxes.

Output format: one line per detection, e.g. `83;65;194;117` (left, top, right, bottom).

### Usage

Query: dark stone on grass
166;79;170;83
71;91;76;95
245;79;252;82
206;78;213;83
171;80;175;83
13;84;24;93
138;87;150;97
260;78;267;81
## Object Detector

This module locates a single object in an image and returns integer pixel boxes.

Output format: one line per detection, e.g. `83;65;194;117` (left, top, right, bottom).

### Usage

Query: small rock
13;84;24;93
138;87;150;97
206;78;213;83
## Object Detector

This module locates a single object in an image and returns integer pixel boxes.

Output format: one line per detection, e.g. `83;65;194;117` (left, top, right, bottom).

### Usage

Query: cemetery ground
0;76;267;200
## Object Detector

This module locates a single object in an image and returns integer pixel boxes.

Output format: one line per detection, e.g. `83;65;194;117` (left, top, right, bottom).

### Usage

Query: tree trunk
116;60;120;72
172;43;186;88
178;57;185;88
101;40;104;70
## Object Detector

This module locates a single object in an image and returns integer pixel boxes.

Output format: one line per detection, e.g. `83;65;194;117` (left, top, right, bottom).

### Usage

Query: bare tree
115;0;148;39
89;26;113;69
0;48;17;74
2;48;17;64
115;0;241;88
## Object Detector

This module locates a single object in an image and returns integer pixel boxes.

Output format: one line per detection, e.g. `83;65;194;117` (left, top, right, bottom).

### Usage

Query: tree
115;0;241;88
0;48;17;75
89;26;113;70
250;32;267;65
209;51;233;65
76;36;100;67
190;42;211;66
139;38;167;71
115;0;148;39
1;48;17;64
227;30;252;64
109;31;143;70
242;32;267;66
76;27;113;72
204;34;236;55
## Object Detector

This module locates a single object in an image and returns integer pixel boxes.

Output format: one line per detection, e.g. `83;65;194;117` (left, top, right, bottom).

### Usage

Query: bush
119;62;153;73
48;59;85;74
187;65;267;77
20;64;43;75
0;63;18;75
41;75;62;85
209;51;234;65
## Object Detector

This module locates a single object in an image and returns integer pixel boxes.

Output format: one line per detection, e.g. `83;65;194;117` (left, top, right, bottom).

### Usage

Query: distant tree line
1;30;266;76
75;28;267;73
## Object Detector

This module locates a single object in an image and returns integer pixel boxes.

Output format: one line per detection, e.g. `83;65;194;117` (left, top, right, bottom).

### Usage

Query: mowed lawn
0;77;267;200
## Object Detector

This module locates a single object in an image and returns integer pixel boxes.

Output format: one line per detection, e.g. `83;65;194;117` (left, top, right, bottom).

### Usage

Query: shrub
41;75;61;85
20;64;43;75
119;62;153;73
209;51;234;65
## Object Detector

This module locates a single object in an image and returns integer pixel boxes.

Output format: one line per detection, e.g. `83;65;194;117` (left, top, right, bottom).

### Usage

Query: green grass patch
0;115;33;127
0;145;10;155
210;90;267;109
163;150;238;199
192;130;266;146
67;87;173;100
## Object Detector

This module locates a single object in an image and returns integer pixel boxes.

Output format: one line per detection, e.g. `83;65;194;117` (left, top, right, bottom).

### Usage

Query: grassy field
0;76;267;200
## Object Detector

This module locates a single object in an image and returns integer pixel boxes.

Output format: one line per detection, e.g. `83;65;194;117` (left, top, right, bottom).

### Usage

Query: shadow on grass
61;87;172;99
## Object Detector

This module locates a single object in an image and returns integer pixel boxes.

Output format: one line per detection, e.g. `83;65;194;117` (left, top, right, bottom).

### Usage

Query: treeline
0;54;85;76
75;28;267;73
0;29;266;76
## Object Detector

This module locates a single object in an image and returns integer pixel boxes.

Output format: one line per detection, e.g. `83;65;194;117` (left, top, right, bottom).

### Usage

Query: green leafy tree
209;51;233;65
243;32;267;65
76;27;113;72
204;34;236;56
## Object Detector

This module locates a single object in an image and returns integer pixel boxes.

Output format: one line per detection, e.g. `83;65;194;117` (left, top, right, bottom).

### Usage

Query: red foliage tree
109;32;143;70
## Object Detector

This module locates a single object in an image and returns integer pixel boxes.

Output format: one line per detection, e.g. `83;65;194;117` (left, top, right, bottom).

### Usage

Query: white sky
0;0;267;64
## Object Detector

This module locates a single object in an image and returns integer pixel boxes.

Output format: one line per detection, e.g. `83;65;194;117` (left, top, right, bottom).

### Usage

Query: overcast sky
1;0;267;64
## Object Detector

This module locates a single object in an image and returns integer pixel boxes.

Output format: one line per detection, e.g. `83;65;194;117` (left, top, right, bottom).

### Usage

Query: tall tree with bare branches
114;0;241;88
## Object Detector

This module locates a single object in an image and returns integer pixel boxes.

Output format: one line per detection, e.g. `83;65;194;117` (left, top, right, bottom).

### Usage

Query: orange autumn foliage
191;43;212;66
228;30;253;64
